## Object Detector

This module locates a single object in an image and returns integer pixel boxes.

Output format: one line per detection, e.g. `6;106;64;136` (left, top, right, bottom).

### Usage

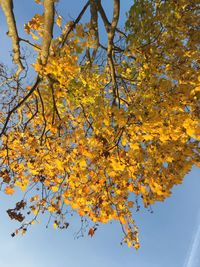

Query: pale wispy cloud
184;211;200;267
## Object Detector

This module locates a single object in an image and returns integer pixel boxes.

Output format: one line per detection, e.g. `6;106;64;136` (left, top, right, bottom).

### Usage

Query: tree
0;0;199;249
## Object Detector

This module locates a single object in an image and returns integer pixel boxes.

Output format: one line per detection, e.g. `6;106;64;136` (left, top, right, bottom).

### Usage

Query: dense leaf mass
0;0;199;248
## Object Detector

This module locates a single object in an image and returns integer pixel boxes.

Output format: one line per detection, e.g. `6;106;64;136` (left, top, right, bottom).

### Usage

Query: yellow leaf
48;205;56;213
119;216;126;225
30;32;39;40
79;158;87;168
51;185;59;192
15;180;28;191
56;16;62;27
130;143;140;150
127;201;134;208
128;184;134;192
55;159;64;171
134;243;140;250
4;186;15;195
79;209;85;216
71;202;79;209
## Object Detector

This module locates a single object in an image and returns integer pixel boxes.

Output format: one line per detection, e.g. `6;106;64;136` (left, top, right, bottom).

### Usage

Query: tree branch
41;0;55;65
0;0;24;76
107;0;120;107
61;1;89;48
97;1;126;38
0;76;41;137
89;0;99;61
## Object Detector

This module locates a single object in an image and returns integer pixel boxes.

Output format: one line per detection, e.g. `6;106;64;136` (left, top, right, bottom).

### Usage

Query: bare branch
97;1;110;32
61;1;89;48
106;0;120;107
19;37;41;50
41;0;55;65
0;0;24;76
89;0;99;60
97;1;126;38
108;0;120;53
0;76;41;137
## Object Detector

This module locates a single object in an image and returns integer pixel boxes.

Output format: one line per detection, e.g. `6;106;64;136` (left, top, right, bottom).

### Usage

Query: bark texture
41;0;55;65
0;0;24;76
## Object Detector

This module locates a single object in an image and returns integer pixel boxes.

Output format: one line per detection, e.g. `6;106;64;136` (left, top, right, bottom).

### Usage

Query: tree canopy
0;0;199;249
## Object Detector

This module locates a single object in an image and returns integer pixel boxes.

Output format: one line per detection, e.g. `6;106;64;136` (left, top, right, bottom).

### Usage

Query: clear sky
0;1;200;267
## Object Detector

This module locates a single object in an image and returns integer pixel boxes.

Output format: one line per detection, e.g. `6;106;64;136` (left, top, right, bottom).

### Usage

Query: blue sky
0;1;200;267
0;168;199;267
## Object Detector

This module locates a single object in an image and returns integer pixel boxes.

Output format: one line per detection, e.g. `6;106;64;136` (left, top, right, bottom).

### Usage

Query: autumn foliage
0;0;199;249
